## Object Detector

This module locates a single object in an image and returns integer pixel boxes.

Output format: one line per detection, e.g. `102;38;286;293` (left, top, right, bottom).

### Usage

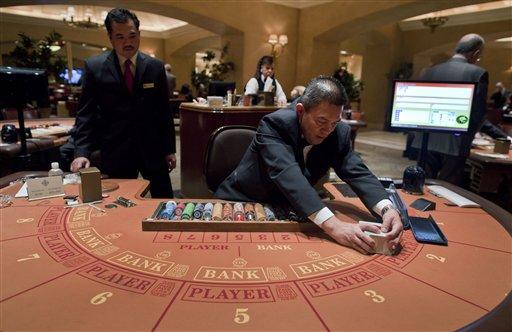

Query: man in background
71;8;176;197
490;82;510;109
413;33;508;185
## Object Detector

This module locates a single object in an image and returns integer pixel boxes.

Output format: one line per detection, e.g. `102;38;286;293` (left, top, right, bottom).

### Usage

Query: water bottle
48;162;64;178
226;90;233;106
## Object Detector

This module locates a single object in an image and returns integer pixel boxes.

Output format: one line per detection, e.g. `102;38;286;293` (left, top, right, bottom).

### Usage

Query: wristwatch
381;204;399;217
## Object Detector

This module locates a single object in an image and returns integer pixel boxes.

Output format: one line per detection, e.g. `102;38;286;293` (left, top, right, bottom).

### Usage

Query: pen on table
64;200;105;212
88;203;106;213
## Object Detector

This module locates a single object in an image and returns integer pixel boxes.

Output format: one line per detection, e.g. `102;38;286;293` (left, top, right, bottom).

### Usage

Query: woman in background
244;55;287;106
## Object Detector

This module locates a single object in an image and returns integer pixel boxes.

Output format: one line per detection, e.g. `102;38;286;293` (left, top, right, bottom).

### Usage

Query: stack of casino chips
155;201;306;222
158;201;177;219
181;203;196;220
233;203;245;221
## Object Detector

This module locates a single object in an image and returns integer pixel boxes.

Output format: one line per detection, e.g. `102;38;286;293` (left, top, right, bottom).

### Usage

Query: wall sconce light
268;34;288;58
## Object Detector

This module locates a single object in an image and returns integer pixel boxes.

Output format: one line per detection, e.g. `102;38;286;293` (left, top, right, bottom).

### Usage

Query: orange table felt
1;178;510;331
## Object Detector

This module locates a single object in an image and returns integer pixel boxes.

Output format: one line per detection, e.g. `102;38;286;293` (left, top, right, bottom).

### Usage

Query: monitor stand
16;102;31;170
417;132;429;170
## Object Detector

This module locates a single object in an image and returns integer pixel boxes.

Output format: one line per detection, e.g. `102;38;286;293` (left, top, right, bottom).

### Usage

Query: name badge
143;83;155;89
27;176;64;201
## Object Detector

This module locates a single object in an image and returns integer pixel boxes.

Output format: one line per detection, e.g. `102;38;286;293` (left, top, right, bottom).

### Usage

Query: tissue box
493;138;511;154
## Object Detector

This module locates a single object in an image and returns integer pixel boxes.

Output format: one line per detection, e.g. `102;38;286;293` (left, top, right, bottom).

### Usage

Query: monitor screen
208;81;235;97
59;68;83;85
0;66;50;108
389;80;476;132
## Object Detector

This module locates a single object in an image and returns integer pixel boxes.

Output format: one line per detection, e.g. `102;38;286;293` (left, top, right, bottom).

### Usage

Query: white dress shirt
309;199;393;226
245;75;287;105
117;52;138;76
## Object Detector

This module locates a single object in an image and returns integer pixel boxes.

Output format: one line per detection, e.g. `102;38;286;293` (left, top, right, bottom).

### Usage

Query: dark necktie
124;59;134;93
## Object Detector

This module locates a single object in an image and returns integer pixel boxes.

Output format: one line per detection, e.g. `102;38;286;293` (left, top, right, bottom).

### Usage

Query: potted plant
191;43;235;95
8;31;66;83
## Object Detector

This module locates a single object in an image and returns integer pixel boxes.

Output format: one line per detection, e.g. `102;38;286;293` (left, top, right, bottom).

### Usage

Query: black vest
256;76;277;92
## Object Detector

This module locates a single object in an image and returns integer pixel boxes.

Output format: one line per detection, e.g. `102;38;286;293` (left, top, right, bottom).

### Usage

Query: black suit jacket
74;51;175;174
215;109;389;218
413;57;488;156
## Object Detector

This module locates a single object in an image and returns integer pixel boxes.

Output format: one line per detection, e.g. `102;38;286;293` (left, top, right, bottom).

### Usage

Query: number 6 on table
90;292;113;305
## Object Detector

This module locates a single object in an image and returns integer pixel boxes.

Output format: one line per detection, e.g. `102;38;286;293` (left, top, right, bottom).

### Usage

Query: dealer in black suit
71;8;176;198
216;76;403;254
413;34;509;185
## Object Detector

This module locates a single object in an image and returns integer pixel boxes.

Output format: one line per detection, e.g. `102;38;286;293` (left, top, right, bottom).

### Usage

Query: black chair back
203;125;256;193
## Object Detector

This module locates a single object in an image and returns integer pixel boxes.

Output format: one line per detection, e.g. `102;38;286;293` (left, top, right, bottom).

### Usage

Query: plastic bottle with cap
48;162;64;178
226;90;233;106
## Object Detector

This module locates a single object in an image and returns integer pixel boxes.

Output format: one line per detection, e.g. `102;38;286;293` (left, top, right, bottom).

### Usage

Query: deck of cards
359;221;400;256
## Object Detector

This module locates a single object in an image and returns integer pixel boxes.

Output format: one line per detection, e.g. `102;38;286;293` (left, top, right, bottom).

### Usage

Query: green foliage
8;31;66;81
191;43;235;90
334;62;364;101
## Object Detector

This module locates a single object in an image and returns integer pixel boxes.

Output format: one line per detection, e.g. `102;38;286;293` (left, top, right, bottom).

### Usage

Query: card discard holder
410;198;436;211
409;215;447;245
79;167;102;203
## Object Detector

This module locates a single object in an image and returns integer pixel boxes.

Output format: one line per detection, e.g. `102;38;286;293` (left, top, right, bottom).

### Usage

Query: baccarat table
0;176;510;331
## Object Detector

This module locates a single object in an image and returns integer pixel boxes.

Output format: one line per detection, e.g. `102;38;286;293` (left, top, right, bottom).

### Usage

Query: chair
203;125;256;193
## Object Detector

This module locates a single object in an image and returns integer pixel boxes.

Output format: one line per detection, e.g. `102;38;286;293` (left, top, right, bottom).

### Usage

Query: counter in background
179;103;280;197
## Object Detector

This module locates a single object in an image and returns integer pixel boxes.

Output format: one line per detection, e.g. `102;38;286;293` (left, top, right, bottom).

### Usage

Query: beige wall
163;26;217;89
1;0;509;128
403;19;512;96
481;47;512;91
0;20;165;65
138;0;300;99
335;24;404;129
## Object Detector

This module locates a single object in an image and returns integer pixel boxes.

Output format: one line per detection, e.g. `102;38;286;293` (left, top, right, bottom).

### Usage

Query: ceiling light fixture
62;6;106;29
421;16;448;33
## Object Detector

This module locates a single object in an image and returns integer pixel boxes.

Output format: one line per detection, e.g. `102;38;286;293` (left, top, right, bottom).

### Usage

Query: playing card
359;221;397;256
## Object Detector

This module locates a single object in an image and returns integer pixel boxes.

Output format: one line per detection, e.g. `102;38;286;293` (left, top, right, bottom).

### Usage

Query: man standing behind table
413;33;509;185
71;8;176;198
490;82;510;109
216;76;403;254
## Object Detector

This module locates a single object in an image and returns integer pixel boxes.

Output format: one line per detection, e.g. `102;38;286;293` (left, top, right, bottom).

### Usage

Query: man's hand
380;207;403;251
320;216;382;254
71;157;90;172
165;154;177;171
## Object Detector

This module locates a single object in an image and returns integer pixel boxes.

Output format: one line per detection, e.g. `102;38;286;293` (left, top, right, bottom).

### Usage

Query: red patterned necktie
124;59;134;93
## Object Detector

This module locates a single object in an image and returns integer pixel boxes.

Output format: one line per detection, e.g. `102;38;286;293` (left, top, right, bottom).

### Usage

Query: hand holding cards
359;221;401;256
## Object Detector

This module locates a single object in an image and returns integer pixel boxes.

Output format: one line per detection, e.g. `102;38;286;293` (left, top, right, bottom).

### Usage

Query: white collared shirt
301;142;393;225
245;75;287;104
309;199;393;226
117;52;138;76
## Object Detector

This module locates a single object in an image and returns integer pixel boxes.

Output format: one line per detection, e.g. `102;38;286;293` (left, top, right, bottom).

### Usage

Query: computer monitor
59;68;83;85
208;81;235;97
389;80;477;133
0;66;50;108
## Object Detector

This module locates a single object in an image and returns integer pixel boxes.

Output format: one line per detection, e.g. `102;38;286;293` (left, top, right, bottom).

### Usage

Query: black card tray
409;215;448;245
